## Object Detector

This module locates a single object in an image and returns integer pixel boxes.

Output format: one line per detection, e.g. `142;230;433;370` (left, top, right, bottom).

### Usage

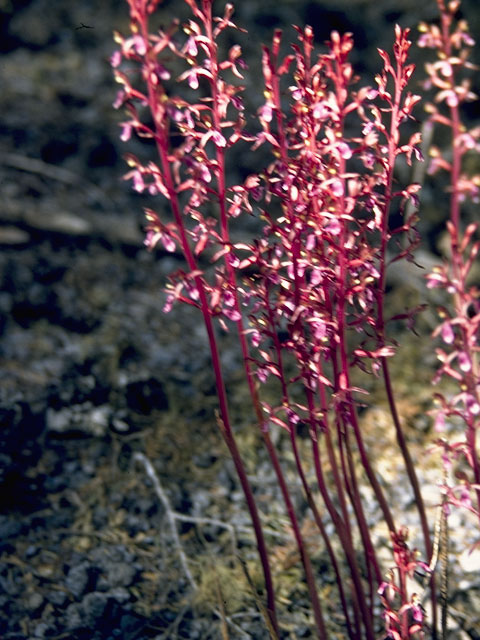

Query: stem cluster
112;0;479;637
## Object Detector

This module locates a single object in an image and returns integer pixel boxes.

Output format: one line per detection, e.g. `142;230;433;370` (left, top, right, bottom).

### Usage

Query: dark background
0;1;479;638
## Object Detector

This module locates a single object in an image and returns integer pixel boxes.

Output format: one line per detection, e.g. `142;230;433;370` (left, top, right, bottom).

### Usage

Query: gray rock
27;591;44;613
0;515;22;540
80;591;110;626
107;587;131;604
65;602;82;630
33;622;50;638
65;562;96;599
47;590;69;607
96;562;136;591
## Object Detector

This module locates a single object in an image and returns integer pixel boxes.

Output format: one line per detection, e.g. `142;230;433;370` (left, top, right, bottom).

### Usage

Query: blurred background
0;1;479;638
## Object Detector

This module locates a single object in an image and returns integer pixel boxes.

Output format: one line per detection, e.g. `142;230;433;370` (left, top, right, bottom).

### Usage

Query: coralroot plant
112;0;479;637
421;0;480;513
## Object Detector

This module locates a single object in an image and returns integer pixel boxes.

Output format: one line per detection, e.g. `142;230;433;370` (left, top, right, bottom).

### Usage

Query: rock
458;546;480;573
47;590;68;607
107;587;130;604
27;591;44;614
0;226;30;245
80;591;110;626
25;210;92;236
33;622;50;638
46;403;111;437
102;562;136;590
0;515;22;540
65;562;97;599
64;602;82;631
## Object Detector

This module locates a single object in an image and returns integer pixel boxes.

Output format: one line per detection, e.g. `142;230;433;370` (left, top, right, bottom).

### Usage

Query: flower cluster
240;25;422;401
421;0;480;522
113;0;478;637
112;0;255;325
378;528;428;640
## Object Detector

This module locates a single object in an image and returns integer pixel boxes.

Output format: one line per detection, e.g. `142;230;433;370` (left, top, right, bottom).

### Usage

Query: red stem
263;289;327;639
137;6;280;634
437;0;480;516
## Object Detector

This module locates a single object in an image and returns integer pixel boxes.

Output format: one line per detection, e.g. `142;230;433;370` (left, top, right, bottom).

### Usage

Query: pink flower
120;123;132;142
337;142;352;159
329;179;344;198
133;171;145;193
211;130;227;147
458;351;472;372
286;409;300;425
124;34;147;56
257;367;269;383
426;271;446;289
310;268;323;286
417;24;442;49
289;86;302;101
312;102;330;120
435;89;459;107
110;50;122;68
188;70;199;89
200;129;227;148
441;322;455;344
144;230;161;251
185;36;198;57
324;218;342;235
434;412;445;432
153;63;171;81
465;394;480;415
161;234;176;252
412;602;423;624
311;320;328;342
223;308;241;322
223;290;235;307
133;35;147;55
459;486;471;508
251;330;261;347
259;103;273;123
198;164;212;183
231;95;244;111
163;294;175;314
113;90;125;109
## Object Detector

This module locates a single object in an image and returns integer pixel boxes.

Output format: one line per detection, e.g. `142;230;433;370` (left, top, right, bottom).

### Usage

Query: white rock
458;546;480;573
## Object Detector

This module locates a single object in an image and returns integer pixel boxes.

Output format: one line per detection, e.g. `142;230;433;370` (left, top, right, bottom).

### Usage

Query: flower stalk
113;0;479;637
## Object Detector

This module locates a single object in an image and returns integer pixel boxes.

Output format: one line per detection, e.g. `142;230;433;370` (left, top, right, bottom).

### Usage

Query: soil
1;1;480;639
